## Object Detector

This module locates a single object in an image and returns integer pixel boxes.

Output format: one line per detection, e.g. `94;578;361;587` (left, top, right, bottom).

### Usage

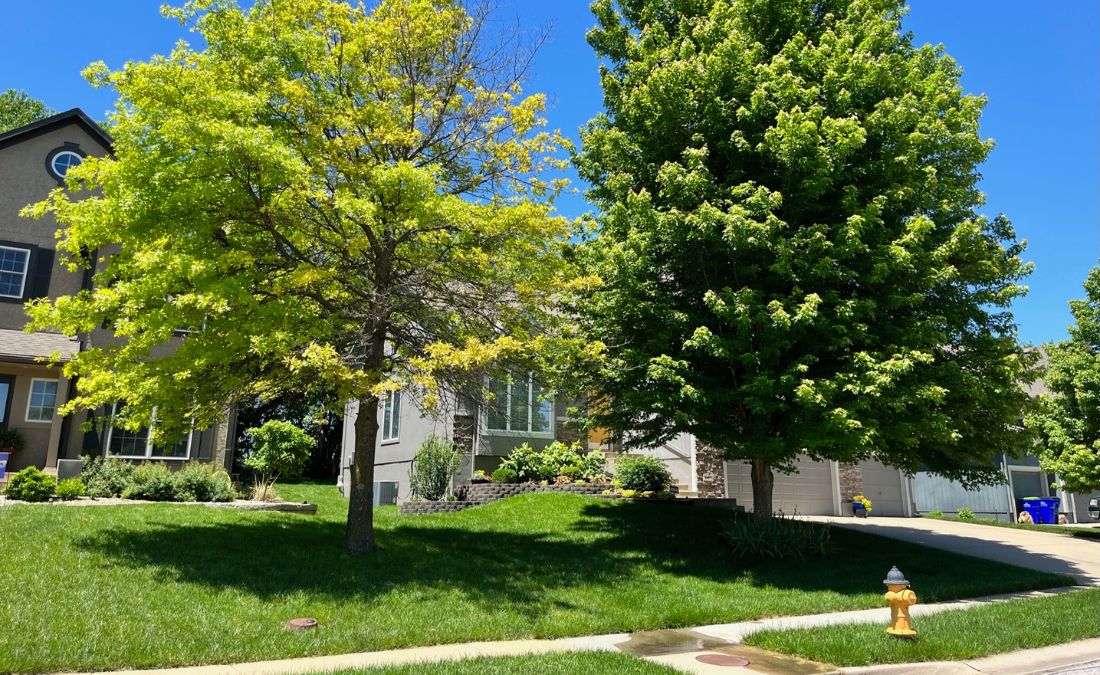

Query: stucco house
0;109;235;477
339;368;1096;523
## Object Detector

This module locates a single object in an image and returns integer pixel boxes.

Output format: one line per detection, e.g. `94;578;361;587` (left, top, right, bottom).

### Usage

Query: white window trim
51;150;83;177
24;378;59;424
0;246;30;299
484;373;554;437
381;390;400;444
105;404;193;461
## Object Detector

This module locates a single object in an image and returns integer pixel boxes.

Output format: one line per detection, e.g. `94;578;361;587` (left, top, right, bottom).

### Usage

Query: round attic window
50;150;83;177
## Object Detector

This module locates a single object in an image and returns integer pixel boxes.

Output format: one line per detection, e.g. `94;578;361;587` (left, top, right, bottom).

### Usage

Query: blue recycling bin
0;451;8;481
1018;497;1060;525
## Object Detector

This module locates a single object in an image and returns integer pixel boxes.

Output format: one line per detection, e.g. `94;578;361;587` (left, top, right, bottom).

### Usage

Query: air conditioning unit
57;459;83;481
373;481;399;506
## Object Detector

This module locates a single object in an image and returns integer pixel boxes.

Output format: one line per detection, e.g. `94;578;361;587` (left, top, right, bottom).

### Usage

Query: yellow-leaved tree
26;0;581;553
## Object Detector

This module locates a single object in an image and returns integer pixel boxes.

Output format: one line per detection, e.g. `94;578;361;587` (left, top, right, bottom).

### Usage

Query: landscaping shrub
491;467;518;484
927;510;944;518
55;478;85;501
614;454;672;492
499;442;608;482
242;420;315;501
409;435;460;501
172;462;235;502
81;456;135;498
957;507;975;520
721;516;834;560
4;467;55;502
122;462;177;501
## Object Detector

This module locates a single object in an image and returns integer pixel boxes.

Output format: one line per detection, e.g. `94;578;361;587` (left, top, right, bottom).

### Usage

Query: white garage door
860;461;906;516
725;455;836;516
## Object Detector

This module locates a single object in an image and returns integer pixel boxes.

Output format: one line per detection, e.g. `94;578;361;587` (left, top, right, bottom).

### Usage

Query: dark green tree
1027;265;1100;493
0;89;53;133
572;0;1034;516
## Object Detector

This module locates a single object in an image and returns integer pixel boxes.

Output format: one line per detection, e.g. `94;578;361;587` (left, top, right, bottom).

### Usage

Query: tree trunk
750;456;774;519
346;392;381;554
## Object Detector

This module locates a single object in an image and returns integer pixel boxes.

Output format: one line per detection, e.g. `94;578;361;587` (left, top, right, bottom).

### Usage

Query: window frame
484;373;553;436
50;150;84;178
381;390;400;443
105;403;193;461
24;378;59;424
0;246;31;299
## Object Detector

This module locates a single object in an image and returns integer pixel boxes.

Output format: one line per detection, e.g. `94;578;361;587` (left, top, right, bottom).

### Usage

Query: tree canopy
1027;265;1100;493
570;0;1034;515
0;89;53;133
25;0;578;552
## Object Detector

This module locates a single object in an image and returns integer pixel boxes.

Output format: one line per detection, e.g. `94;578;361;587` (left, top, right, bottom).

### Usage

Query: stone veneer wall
694;443;726;498
452;413;476;454
839;463;863;509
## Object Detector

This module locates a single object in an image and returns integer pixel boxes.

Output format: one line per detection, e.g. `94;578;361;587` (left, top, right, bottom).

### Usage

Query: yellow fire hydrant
883;565;917;638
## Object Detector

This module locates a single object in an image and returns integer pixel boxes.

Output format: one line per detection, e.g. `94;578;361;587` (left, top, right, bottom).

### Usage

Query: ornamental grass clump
409;435;460;502
721;516;834;560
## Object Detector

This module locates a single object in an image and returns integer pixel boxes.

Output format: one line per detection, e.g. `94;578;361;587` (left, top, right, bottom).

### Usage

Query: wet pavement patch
615;628;734;657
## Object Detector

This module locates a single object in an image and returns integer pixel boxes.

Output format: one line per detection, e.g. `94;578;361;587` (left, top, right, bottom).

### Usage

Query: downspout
689;435;698;494
1001;454;1016;521
830;460;842;516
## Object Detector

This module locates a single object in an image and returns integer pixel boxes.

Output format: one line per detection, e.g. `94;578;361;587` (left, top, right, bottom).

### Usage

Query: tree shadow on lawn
71;498;1071;618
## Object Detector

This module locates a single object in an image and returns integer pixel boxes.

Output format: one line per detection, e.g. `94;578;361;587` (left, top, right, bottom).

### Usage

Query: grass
925;514;1100;540
745;588;1100;666
320;652;679;674
0;483;1073;672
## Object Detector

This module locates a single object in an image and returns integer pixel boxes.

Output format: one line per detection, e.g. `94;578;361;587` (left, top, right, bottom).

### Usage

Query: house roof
0;329;80;363
0;108;112;152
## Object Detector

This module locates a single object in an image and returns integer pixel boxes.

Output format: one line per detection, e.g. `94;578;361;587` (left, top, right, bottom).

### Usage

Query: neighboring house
0;109;235;476
339;374;594;503
340;367;1096;523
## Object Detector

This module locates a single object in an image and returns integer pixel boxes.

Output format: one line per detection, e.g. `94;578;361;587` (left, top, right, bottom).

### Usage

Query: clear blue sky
1;1;1095;345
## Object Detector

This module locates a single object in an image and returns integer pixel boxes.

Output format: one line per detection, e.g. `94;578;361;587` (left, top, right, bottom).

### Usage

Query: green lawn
925;514;1100;540
0;484;1073;672
745;588;1100;666
322;652;679;674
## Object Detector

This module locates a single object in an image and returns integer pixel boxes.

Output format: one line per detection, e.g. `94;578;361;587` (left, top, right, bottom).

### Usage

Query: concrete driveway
804;516;1100;585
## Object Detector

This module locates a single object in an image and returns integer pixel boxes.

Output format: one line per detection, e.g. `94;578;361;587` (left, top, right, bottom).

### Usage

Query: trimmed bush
614;454;672;492
172;462;235;502
81;456;135;498
491;467;518;484
721;516;834;560
409;435;460;502
55;478;86;500
122;462;177;501
5;467;55;502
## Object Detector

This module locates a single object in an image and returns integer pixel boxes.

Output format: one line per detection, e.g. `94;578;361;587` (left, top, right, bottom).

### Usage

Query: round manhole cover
286;618;319;630
696;654;751;667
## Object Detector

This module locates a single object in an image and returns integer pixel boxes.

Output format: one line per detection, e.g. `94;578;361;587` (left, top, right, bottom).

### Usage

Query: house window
51;151;83;177
486;374;552;433
0;247;30;298
105;403;192;460
382;390;400;442
25;379;58;423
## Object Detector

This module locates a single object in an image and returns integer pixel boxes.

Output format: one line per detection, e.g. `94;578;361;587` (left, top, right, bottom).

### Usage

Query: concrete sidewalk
803;516;1100;585
69;588;1085;675
842;638;1100;675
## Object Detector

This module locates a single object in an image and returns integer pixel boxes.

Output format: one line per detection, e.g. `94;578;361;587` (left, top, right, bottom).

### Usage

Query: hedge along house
0;109;236;477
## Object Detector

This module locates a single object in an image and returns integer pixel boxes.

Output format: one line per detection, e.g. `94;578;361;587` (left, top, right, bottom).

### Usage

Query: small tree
408;435;460;502
1027;265;1100;493
243;420;315;501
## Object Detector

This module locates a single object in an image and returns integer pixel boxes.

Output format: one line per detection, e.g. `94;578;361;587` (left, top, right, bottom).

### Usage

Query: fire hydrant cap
883;565;910;585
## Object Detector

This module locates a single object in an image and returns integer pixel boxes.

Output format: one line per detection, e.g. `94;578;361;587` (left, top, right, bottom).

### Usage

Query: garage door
859;461;906;516
725;455;836;516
